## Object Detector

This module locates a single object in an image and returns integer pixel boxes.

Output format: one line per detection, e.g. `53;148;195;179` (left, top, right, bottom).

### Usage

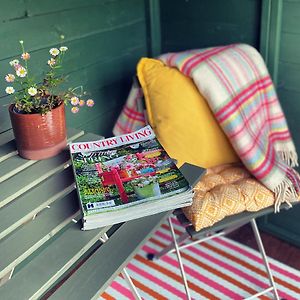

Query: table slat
50;212;169;300
0;129;14;146
0;190;80;279
0;167;75;240
0;223;110;300
0;150;71;209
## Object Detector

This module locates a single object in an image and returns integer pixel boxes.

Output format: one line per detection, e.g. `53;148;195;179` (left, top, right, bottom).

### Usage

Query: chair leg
167;216;192;300
147;226;190;260
121;268;142;300
250;219;280;300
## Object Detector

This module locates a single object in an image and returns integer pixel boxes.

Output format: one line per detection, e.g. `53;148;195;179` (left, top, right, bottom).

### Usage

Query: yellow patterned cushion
182;164;276;231
137;58;239;168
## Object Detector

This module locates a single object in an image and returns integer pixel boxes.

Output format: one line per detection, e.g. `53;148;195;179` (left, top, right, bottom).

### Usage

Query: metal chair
147;163;290;300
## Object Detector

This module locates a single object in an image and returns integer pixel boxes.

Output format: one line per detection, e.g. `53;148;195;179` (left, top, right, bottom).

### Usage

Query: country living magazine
69;125;194;230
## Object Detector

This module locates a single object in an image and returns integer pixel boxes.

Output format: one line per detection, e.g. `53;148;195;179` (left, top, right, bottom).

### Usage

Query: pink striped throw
159;44;300;210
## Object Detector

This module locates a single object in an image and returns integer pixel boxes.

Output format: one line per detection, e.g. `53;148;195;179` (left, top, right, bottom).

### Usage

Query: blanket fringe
278;150;299;168
273;177;299;212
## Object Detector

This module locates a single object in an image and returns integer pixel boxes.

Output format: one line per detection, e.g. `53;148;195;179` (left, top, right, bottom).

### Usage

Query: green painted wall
0;0;149;137
160;0;262;52
258;0;300;247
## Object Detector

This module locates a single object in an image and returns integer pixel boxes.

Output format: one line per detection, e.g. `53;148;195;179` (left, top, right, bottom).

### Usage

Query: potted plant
131;176;161;199
4;39;94;160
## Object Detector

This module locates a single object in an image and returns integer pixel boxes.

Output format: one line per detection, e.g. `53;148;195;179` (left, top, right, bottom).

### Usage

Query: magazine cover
69;126;191;218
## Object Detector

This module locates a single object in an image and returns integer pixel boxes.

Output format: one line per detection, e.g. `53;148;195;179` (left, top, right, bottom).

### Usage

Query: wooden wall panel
159;0;262;52
0;0;148;137
257;0;300;247
275;0;300;162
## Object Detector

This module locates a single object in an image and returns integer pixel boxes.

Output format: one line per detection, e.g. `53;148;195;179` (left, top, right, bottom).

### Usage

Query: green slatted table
0;129;169;300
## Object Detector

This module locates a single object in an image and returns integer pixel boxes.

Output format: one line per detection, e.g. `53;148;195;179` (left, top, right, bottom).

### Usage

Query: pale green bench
0;129;170;300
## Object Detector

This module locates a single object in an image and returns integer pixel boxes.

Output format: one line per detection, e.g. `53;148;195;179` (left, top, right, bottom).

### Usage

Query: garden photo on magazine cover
71;137;190;215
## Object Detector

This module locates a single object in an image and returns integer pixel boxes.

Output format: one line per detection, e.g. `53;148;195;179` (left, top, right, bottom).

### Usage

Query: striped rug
99;217;300;300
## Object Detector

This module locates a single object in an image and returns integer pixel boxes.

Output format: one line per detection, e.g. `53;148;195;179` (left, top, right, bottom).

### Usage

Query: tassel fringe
278;150;299;168
273;177;299;213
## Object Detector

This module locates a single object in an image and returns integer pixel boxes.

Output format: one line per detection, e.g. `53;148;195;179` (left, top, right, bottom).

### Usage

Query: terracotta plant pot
9;103;67;160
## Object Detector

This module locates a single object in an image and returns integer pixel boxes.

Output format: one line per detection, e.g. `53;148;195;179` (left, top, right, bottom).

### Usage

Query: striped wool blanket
113;44;300;210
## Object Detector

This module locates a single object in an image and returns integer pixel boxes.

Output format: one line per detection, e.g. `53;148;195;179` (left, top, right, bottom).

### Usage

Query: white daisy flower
9;59;19;66
16;67;27;77
28;87;38;96
49;48;60;56
70;96;79;106
59;46;68;52
5;86;15;94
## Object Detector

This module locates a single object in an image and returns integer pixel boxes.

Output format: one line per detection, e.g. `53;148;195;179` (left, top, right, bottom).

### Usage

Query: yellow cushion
182;164;276;231
137;58;239;168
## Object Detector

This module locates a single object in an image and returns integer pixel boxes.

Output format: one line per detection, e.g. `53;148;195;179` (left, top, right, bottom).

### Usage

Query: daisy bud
79;99;85;106
47;58;56;67
71;106;79;114
59;46;68;52
86;99;94;107
9;59;19;66
21;52;31;60
5;74;15;83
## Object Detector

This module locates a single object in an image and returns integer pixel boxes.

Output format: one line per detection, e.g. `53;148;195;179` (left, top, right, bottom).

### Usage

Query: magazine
69;125;194;230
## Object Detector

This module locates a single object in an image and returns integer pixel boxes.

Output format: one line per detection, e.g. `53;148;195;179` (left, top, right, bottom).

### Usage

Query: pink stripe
170;217;183;227
127;262;187;298
235;46;261;80
110;280;135;300
224;50;251;83
155;227;181;241
244;141;276;179
153;230;269;288
227;101;283;139
207;59;235;95
182;46;230;76
143;245;243;299
221;54;244;87
214;237;300;282
216;77;272;122
153;229;298;300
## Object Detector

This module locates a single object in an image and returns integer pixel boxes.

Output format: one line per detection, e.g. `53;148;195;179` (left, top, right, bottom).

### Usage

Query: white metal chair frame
147;214;280;300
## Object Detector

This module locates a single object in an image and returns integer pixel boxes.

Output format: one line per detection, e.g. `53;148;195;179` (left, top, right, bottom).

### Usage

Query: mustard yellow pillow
137;58;239;168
